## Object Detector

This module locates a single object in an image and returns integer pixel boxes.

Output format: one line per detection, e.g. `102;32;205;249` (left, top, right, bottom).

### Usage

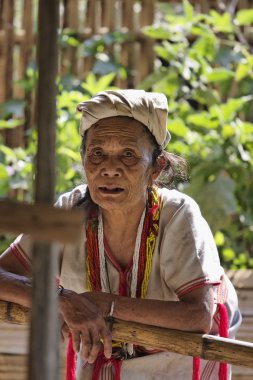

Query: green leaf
193;88;220;106
143;26;172;40
187;113;219;129
235;9;253;26
222;124;235;139
138;71;168;91
222;248;235;261
0;163;9;196
154;46;171;62
183;0;194;21
57;146;81;161
184;170;237;232
81;72;116;95
235;62;251;81
191;35;217;61
219;96;253;122
0;119;24;129
168;119;188;138
207;68;234;82
0;145;16;160
209;11;233;33
215;231;225;246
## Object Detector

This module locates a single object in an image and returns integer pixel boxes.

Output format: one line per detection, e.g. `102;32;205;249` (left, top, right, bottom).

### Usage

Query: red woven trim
136;189;160;298
66;336;76;380
192;357;200;380
217;276;229;305
218;303;229;380
86;219;101;291
92;352;122;380
136;212;150;297
176;275;209;293
10;243;31;273
201;360;216;380
177;280;221;298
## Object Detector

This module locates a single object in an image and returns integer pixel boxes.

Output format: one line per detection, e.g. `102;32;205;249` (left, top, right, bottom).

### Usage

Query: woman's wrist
107;299;115;319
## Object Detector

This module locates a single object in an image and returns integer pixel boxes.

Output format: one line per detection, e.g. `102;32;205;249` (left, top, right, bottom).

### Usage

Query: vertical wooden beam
29;1;59;380
61;0;79;75
21;0;34;140
0;0;16;147
139;0;155;83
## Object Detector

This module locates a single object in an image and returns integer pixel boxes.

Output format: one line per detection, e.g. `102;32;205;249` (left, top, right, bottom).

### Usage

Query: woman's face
82;116;157;212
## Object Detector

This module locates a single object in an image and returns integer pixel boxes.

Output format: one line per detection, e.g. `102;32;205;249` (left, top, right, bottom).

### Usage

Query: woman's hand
82;291;115;318
58;289;112;363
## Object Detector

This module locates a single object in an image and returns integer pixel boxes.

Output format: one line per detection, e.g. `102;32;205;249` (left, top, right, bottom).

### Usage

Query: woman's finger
100;326;112;359
87;329;102;363
71;330;81;353
61;322;70;340
80;329;92;360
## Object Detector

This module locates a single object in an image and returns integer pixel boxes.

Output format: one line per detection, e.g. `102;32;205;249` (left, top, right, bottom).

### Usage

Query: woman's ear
152;154;166;181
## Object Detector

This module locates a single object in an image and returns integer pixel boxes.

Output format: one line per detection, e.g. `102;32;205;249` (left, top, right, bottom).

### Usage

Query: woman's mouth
98;186;124;194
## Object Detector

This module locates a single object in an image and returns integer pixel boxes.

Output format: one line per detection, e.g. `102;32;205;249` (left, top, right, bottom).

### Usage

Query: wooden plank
227;269;253;289
85;0;96;32
0;322;67;380
0;200;83;244
0;322;29;355
0;354;28;380
112;319;253;369
101;0;111;31
3;0;19;148
20;0;34;136
0;302;29;325
1;301;253;369
61;0;79;75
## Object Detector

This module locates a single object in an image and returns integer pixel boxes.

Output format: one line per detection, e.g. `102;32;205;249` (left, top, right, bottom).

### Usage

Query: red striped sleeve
10;243;31;273
175;276;221;298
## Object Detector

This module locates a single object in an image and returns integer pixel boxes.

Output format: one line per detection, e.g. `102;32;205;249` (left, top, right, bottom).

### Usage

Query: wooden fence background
1;0;253;148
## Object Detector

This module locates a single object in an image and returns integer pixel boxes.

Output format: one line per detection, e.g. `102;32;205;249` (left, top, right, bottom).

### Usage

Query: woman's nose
101;156;122;177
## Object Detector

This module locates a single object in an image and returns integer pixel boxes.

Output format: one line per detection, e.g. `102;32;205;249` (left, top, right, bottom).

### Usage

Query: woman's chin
93;193;127;211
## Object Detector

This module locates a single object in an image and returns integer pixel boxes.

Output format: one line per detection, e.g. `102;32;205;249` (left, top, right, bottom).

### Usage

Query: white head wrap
76;89;171;148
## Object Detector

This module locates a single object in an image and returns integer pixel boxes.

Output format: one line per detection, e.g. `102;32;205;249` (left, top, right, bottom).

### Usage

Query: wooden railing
0;300;253;369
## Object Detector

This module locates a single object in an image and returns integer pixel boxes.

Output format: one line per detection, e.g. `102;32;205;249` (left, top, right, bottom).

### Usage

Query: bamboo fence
1;0;253;148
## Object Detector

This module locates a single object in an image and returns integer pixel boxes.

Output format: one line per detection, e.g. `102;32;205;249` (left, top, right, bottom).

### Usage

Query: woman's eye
93;149;103;157
123;150;135;157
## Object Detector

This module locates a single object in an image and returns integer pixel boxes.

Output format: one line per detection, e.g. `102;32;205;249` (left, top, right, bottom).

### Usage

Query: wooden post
29;1;59;380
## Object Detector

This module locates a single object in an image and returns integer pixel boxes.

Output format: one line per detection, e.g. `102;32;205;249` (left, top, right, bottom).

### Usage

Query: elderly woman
0;90;241;380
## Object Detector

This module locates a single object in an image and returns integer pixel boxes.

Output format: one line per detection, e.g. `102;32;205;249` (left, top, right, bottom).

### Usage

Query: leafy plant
140;0;253;269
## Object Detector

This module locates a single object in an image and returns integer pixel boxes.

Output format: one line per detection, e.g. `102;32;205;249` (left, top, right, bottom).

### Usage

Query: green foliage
1;1;253;269
141;0;253;269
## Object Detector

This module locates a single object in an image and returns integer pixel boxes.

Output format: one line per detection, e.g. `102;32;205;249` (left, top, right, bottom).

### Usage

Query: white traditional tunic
10;185;241;380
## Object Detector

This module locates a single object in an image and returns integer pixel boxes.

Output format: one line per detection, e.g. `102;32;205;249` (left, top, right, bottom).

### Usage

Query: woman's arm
84;285;215;334
0;247;32;307
0;247;112;363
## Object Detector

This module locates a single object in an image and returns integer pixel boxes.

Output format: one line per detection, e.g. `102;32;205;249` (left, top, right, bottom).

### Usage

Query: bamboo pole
29;1;59;380
0;301;252;369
